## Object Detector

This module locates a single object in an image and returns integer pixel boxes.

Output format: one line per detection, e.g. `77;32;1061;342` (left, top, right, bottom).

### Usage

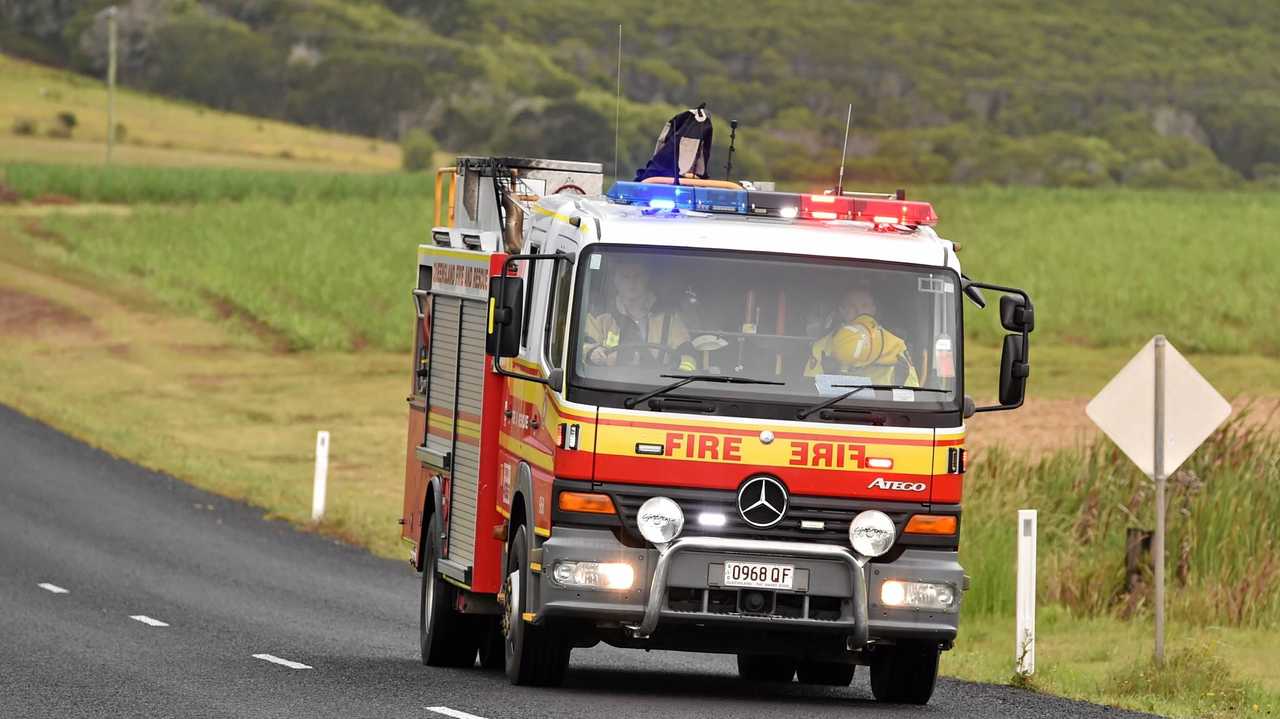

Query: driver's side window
544;256;572;370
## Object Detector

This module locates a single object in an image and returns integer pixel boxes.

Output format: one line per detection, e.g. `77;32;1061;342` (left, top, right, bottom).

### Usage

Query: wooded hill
4;0;1278;188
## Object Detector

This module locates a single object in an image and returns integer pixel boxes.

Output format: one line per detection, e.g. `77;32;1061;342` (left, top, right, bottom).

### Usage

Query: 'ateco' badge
737;476;789;528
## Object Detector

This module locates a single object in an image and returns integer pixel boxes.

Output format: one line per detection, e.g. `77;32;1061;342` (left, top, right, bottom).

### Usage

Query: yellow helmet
831;315;883;368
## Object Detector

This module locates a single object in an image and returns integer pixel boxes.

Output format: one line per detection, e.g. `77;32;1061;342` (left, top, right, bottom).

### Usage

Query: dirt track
965;395;1280;458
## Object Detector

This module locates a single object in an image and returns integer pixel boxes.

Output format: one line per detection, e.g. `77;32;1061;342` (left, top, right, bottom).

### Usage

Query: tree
401;129;439;172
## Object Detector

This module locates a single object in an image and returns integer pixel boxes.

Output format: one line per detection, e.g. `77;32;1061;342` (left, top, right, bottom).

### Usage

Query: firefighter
583;257;698;372
805;285;919;386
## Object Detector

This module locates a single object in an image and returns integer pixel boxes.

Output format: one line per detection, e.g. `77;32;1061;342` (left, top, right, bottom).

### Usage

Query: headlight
550;561;635;590
637;496;684;544
848;510;896;557
879;580;958;612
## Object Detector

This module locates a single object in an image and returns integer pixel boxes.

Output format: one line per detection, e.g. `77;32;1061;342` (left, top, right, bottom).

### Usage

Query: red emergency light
798;194;938;226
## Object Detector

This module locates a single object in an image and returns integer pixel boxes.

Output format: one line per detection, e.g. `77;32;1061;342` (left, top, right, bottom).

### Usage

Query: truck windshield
569;246;961;411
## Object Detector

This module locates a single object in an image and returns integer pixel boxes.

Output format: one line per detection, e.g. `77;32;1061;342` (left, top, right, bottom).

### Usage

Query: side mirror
546;367;564;393
997;334;1029;407
486;276;523;358
966;279;1034;414
999;294;1035;333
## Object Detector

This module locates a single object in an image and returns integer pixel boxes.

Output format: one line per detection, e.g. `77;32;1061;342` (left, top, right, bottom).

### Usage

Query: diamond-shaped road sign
1086;335;1231;664
1086;336;1231;478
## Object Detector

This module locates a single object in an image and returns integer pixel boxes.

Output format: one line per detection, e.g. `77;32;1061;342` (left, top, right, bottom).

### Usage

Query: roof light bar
606;182;937;226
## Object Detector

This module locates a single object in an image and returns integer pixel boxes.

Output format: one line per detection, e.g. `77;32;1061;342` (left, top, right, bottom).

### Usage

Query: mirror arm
960;274;987;309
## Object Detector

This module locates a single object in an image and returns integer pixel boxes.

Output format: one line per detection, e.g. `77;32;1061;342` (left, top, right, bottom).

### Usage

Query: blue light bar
607;181;747;214
606;181;695;209
693;187;748;214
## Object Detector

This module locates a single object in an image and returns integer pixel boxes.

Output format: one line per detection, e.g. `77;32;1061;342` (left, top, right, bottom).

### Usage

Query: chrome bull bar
629;536;870;640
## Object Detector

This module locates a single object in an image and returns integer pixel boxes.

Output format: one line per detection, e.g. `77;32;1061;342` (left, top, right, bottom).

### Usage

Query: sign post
1086;335;1230;664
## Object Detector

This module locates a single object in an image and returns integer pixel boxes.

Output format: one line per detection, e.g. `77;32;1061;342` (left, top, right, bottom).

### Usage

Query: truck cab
403;158;1033;705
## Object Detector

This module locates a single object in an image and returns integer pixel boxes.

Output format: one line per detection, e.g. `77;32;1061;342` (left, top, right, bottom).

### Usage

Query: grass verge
945;611;1279;717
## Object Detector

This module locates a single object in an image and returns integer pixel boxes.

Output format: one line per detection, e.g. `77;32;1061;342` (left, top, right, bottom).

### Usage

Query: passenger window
544;257;572;369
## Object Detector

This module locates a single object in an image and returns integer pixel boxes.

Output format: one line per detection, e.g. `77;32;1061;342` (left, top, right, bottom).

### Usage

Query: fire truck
401;156;1034;705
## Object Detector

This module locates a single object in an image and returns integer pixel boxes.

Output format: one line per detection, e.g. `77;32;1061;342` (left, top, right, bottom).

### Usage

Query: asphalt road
0;404;1157;718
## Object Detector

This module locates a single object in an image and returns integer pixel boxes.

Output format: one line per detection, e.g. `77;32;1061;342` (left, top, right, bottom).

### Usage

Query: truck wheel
503;524;569;686
869;643;940;705
796;659;855;686
419;512;479;667
736;654;796;682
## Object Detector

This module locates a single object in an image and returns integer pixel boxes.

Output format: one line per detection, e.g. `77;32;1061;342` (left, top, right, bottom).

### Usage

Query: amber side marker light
904;514;957;535
558;491;616;515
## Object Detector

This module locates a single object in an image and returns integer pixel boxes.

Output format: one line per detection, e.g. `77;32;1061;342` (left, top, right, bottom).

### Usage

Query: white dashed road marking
37;583;69;594
129;615;170;627
252;653;312;670
427;708;489;719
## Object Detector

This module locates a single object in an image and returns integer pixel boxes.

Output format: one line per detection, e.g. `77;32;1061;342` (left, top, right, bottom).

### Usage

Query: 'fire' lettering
698;434;719;460
723;436;742;462
789;441;809;466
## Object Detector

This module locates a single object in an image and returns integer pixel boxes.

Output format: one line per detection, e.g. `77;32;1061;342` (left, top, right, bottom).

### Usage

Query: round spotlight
849;510;896;557
636;496;684;545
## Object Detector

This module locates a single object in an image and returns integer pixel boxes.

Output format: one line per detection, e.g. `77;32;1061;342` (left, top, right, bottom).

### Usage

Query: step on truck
401;156;1034;705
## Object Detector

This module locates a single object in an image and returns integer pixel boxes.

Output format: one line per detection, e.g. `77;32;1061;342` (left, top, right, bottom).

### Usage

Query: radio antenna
835;103;852;196
613;24;623;184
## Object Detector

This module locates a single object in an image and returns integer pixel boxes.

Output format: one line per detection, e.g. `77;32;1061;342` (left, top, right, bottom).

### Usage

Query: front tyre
503;524;569;686
869;643;941;705
419;512;479;667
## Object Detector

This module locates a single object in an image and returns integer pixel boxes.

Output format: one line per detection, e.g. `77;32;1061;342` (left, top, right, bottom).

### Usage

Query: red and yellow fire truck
401;156;1034;704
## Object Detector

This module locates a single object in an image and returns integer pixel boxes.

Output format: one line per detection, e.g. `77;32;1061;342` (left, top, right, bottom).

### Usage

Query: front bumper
537;526;962;646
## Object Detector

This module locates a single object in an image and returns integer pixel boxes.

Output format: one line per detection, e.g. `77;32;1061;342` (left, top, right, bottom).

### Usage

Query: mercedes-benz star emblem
737;476;789;529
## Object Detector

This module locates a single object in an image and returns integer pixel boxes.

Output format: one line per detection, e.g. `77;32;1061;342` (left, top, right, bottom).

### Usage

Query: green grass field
3;162;433;204
18;170;1280;361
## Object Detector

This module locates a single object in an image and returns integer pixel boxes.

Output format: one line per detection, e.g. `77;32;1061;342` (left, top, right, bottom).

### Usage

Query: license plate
722;561;795;590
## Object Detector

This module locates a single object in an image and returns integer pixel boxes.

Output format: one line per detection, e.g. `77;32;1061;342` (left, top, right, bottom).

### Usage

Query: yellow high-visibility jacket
805;325;919;386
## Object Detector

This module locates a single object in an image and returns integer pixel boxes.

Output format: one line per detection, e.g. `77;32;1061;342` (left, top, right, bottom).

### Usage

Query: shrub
400;129;439;172
56;112;77;132
11;118;37;136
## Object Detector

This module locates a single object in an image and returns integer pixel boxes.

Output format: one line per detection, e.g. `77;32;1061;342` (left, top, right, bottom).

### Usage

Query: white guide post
106;6;118;165
1015;509;1037;676
311;431;329;523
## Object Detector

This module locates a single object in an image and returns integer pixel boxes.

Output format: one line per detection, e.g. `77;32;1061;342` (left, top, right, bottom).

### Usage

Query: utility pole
106;6;118;166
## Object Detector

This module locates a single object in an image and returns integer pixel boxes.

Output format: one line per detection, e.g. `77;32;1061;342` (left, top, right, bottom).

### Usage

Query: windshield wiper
796;384;950;420
623;373;785;409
